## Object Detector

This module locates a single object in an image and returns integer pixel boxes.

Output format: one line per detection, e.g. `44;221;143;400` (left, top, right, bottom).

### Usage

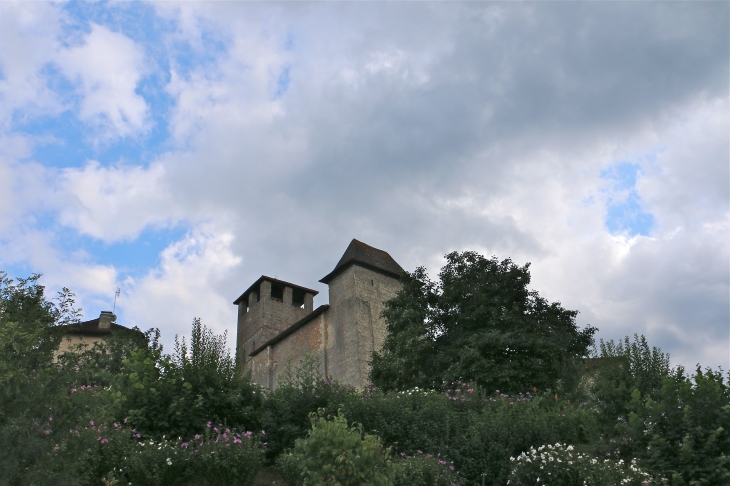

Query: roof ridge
320;239;403;284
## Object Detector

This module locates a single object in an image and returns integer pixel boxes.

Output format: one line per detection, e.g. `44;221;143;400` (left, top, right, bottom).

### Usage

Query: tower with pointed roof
235;239;403;390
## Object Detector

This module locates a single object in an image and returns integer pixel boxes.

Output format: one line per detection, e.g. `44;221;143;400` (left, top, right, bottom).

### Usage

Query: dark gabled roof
249;304;330;357
233;276;319;305
56;318;143;337
319;239;404;284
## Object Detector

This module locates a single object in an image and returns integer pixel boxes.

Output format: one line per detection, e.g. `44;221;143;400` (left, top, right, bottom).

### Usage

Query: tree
370;251;596;393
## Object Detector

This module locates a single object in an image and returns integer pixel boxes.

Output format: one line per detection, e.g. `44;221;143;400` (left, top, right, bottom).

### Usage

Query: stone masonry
234;239;403;390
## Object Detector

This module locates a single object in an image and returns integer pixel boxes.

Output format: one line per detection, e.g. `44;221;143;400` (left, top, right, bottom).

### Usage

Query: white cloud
0;2;726;371
56;160;181;242
119;227;241;350
0;2;64;129
56;24;149;140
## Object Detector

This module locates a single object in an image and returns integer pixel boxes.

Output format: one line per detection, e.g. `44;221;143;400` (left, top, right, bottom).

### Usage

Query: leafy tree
0;272;86;482
587;334;671;436
370;252;596;393
623;366;730;485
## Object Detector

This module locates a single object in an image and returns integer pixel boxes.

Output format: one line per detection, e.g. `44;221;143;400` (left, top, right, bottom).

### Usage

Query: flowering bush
277;410;392;486
507;443;655;486
115;425;263;486
56;419;263;485
390;451;460;486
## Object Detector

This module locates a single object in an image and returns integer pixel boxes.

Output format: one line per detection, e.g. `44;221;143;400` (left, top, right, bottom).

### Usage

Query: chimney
98;311;115;330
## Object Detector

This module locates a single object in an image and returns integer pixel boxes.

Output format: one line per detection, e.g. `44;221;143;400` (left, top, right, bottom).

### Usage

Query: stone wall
326;265;401;387
238;279;313;370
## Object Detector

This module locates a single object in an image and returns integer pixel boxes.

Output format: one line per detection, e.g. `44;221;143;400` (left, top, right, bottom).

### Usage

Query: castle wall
326;265;401;388
247;312;328;390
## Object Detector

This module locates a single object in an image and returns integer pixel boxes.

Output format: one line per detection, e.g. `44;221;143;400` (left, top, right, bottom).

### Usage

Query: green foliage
277;410;393;486
370;252;597;394
507;443;654;486
260;355;358;462
121;318;262;439
587;334;671;436
340;384;597;485
1;270;726;486
51;419;262;486
621;366;730;485
0;272;89;483
390;452;461;486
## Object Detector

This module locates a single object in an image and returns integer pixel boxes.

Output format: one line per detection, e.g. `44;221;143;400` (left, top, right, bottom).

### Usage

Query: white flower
166;458;172;466
566;445;574;451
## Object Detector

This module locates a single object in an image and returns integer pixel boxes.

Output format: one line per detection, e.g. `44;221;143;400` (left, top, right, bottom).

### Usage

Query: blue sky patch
601;162;655;236
275;66;291;98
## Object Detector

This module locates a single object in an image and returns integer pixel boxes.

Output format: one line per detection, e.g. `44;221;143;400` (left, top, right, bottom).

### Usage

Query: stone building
235;239;404;390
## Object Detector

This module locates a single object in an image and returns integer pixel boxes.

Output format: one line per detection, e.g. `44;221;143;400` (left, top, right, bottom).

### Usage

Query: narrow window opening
255;291;260;303
292;288;306;309
371;279;374;286
270;282;285;302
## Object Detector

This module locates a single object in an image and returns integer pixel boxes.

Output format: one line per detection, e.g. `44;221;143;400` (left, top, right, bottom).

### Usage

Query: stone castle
235;239;403;390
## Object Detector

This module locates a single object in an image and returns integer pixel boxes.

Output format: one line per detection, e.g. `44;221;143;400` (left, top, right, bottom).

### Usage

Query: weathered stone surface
235;239;402;390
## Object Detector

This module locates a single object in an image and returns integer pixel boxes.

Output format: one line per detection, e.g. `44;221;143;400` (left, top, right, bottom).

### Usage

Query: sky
0;1;727;371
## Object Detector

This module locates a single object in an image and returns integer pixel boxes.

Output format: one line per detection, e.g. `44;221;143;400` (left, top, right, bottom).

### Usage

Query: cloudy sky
0;1;727;370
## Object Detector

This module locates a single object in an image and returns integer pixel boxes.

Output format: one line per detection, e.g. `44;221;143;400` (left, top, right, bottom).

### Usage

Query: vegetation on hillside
0;258;727;485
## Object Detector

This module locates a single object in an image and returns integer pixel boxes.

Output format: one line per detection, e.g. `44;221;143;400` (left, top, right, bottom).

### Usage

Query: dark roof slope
233;276;319;305
57;318;143;337
320;239;404;284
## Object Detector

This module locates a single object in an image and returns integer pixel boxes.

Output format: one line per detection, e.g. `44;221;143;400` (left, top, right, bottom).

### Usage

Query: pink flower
43;430;51;435
195;434;201;440
261;430;266;435
71;388;77;393
101;439;109;444
53;446;59;451
89;421;94;426
206;421;212;428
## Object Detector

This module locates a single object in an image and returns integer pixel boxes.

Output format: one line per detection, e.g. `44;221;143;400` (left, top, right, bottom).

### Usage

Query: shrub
507;443;654;486
340;384;597;485
121;319;262;440
260;355;359;462
390;451;460;486
277;410;392;486
61;420;263;485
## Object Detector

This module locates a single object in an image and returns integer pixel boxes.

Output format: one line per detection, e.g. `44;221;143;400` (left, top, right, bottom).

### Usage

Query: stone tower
235;239;403;390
